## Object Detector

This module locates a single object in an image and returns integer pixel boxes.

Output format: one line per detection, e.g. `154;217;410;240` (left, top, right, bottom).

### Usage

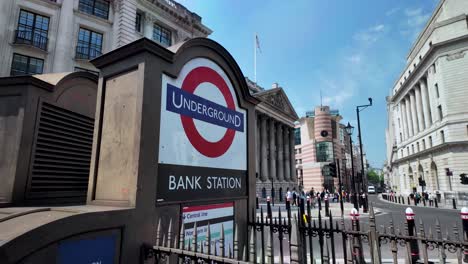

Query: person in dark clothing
292;192;297;206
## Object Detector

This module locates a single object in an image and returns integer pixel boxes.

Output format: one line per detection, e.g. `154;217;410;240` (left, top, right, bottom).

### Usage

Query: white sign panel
159;58;247;170
182;203;234;255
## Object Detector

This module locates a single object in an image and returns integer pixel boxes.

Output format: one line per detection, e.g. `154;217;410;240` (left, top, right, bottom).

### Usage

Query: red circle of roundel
180;66;236;158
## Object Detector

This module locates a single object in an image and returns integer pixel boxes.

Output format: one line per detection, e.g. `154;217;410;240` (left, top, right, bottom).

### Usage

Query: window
294;128;301;145
435;83;439;98
429;136;433;147
401;149;404;158
422;139;426;150
407;146;409;155
79;0;110;19
135;12;143;33
74;67;99;75
10;53;44;76
440;130;445;143
76;28;103;60
316;141;334;162
432;63;436;73
153;23;171;46
438;105;443;120
416;142;420;152
400;133;403;142
411;144;414;154
15;10;49;50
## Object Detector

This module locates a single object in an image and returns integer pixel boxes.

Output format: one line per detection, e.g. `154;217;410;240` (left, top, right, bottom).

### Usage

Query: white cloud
386;7;400;16
354;24;386;45
400;8;430;39
347;54;361;64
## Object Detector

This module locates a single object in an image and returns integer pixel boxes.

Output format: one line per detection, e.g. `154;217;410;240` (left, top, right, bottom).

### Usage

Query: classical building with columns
385;0;468;196
295;106;364;193
0;0;211;77
246;78;299;202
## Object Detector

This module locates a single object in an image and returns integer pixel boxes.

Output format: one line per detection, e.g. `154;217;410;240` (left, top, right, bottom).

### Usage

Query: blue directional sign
57;234;116;264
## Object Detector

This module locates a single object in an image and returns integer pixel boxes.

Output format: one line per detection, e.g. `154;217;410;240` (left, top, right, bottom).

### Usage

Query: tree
367;169;383;186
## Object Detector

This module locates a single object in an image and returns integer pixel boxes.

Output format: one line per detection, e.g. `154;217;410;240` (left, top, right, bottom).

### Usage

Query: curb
376;194;460;212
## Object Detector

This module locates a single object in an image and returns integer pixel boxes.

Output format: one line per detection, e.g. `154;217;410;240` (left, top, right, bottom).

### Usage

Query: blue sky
179;0;439;168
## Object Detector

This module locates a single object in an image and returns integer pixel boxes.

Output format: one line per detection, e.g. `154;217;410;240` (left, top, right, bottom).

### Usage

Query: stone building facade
0;0;211;77
295;106;365;194
385;0;468;195
246;78;299;202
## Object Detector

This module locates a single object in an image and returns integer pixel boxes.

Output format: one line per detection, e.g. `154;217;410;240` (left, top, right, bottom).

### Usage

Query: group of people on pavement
284;188;368;209
388;189;438;206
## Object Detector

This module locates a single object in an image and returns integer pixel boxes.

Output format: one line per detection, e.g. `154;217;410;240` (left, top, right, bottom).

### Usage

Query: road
256;195;464;263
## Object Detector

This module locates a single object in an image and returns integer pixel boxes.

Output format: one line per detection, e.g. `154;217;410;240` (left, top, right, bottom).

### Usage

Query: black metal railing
14;30;48;51
142;199;468;264
75;46;102;60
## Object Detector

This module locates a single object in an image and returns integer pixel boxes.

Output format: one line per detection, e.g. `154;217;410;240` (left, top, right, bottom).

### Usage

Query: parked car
368;186;376;194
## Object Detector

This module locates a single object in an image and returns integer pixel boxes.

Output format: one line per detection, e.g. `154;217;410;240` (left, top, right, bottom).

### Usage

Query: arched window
261;187;266;198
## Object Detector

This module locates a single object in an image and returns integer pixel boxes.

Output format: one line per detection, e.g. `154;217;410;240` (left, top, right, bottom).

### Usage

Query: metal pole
356;107;368;213
337;159;344;216
349;135;359;211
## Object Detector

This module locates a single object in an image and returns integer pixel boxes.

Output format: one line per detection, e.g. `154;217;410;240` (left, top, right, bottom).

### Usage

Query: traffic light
329;162;337;178
460;173;468;185
446;168;453;176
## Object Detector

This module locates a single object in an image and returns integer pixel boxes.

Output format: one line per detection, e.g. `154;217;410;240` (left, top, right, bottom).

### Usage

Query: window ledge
11;42;49;54
74;9;113;27
26;0;61;9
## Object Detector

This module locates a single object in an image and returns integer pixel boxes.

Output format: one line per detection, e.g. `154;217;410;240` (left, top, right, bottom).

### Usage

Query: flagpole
254;32;257;83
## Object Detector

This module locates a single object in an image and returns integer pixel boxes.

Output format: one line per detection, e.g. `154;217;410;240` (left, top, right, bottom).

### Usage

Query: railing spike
192;222;198;253
167;218;173;248
200;241;204;254
229;244;233;259
206;222;211;255
233;223;239;260
156;218;162;246
179;223;185;250
220;223;225;258
243;244;247;261
249;226;256;262
453;223;460;242
162;233;166;248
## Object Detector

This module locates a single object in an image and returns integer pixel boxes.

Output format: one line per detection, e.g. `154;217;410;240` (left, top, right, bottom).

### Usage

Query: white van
368;186;376;194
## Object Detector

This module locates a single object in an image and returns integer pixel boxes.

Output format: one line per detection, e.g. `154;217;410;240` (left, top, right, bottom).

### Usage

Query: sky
178;0;440;168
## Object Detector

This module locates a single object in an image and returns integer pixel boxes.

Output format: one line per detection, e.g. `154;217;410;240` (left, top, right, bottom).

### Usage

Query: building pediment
254;88;298;120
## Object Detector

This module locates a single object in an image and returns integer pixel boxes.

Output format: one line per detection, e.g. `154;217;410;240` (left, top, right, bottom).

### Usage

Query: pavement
257;201;380;220
378;193;468;210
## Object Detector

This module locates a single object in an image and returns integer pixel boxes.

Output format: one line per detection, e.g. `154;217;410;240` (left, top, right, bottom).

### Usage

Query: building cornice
390;34;468;103
391;141;468;165
138;0;212;36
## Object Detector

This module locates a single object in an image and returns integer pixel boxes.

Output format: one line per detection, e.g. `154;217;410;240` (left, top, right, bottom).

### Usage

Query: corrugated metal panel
27;102;94;202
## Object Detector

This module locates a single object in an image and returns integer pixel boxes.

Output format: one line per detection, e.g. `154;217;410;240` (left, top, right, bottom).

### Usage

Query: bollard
414;197;417;206
434;198;438;208
408;196;411;205
325;195;330;217
453;198;457;210
405;207;419;263
460;207;468;262
256;195;259;209
350;208;365;263
423;198;426;207
266;196;272;220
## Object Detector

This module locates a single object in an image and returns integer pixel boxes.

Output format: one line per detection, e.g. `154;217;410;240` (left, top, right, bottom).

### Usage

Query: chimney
272;83;279;89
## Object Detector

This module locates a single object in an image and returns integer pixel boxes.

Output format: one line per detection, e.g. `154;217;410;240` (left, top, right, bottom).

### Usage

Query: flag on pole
256;34;262;53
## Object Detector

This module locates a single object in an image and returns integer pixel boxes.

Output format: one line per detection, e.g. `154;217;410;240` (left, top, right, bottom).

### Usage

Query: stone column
399;102;407;141
290;127;297;183
260;115;268;181
283;125;291;182
269;119;276;181
256;114;260;178
409;90;419;134
405;96;414;137
52;0;75;72
276;123;284;181
415;85;425;131
420;78;432;128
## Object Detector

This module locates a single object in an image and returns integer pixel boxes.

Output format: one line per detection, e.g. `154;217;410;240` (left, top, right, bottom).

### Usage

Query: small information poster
182;202;234;255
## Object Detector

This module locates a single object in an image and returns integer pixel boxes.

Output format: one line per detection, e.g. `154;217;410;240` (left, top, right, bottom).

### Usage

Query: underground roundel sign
159;58;247;171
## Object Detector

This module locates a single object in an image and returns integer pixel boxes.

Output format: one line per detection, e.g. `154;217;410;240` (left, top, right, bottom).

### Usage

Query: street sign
158;58;247;203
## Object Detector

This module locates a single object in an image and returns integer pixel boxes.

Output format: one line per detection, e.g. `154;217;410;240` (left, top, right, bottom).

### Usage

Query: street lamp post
356;98;372;213
345;122;359;211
